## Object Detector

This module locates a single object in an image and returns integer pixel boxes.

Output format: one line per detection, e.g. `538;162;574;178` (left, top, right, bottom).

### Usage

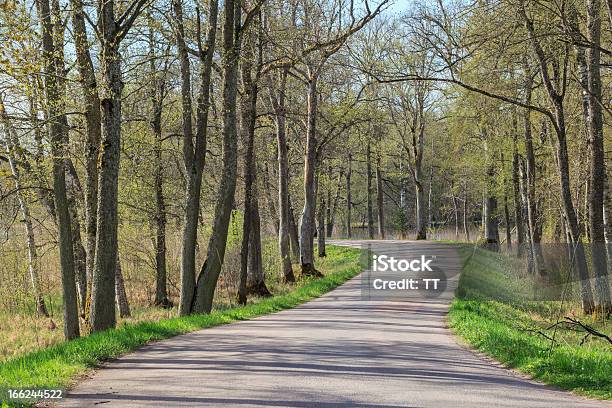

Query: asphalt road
57;240;610;407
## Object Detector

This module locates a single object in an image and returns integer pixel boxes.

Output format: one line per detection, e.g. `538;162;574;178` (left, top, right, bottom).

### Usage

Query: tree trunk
238;41;258;305
0;100;49;317
175;0;218;315
65;172;88;316
463;181;470;241
327;169;343;237
512;132;525;254
504;187;512;251
271;68;295;282
70;0;101;299
37;0;79;339
366;142;374;239
553;104;595;313
149;32;170;308
484;163;500;251
451;184;459;240
300;75;322;276
415;179;427;240
585;0;611;313
247;182;271;297
522;72;545;275
521;5;594;312
288;196;300;262
192;0;241;314
346;153;352;238
603;172;612;274
90;0;123;331
115;252;130;318
376;156;385;239
262;162;279;235
318;192;326;257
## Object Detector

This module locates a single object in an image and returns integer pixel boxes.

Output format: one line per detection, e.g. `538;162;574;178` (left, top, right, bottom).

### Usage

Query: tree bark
299;75;322;276
261;162;279;235
238;37;258;305
192;0;241;314
451;184;459;240
521;69;545;275
247;181;271;296
70;0;101;299
512;127;525;254
148;27;170;308
288;195;300;262
376;155;385;238
115;252;130;318
90;0;125;331
463;181;470;241
318;191;326;257
270;68;295;282
65;169;88;316
175;0;218;315
484;161;500;251
327;169;343;237
346;153;352;238
604;172;612;274
504;185;512;251
366;141;375;239
585;0;611;313
521;4;595;313
37;0;79;339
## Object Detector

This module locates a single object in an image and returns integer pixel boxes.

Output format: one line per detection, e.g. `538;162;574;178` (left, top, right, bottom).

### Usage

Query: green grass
449;245;612;399
0;245;362;407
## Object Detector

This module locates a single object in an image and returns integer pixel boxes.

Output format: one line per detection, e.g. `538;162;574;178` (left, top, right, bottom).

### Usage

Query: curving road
57;241;610;407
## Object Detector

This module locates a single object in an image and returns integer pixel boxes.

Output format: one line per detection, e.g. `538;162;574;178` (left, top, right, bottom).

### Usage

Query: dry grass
0;213;288;362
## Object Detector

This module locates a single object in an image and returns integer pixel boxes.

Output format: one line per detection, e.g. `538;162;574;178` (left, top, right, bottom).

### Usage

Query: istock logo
372;254;434;272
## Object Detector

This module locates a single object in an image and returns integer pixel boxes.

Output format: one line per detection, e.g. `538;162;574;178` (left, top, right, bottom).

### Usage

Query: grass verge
448;245;611;400
0;245;362;407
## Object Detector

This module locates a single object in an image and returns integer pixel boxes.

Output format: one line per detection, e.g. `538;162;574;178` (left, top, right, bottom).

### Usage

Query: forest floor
0;245;363;407
449;245;612;399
